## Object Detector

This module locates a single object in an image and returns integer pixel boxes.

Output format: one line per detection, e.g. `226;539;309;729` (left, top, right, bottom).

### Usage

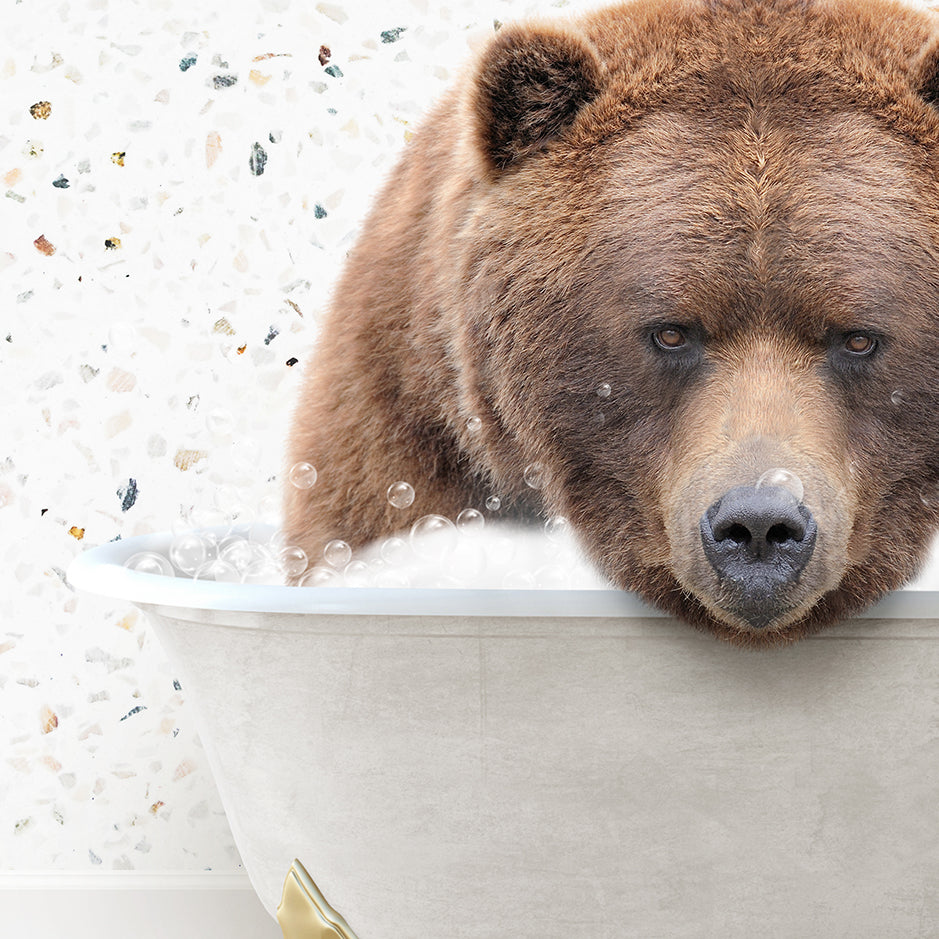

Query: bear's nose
699;485;818;629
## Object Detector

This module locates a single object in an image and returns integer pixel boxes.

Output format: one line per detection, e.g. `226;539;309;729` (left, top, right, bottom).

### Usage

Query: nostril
720;523;752;545
766;522;796;544
714;519;799;548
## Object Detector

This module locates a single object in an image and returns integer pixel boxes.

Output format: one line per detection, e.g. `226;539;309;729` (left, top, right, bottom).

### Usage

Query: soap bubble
265;530;289;556
288;462;318;490
171;505;194;536
484;529;521;571
241;557;283;585
226;502;256;527
193;559;241;583
410;514;458;559
375;569;411;588
485;495;502;511
544;516;570;541
524;462;545;489
386;481;415;509
125;551;175;577
596;382;612;398
755;467;804;503
456;507;485;532
299;566;340;587
190;504;232;534
169;533;208;575
324;539;352;569
199;531;222;560
279;545;309;578
466;416;482;433
380;536;410;565
210;485;255;527
206;408;234;436
219;537;261;571
342;560;371;586
252;493;281;533
890;390;905;407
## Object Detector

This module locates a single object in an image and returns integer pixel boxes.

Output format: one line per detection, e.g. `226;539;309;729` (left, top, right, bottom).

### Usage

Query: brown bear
285;0;939;645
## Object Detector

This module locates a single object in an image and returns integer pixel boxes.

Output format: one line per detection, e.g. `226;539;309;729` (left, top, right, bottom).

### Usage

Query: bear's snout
700;486;818;629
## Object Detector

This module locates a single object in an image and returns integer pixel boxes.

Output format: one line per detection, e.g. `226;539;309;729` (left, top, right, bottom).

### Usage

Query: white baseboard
0;871;282;939
0;870;255;890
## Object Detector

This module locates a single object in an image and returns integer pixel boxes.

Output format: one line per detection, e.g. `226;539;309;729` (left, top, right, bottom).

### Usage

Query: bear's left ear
912;35;939;108
470;22;605;176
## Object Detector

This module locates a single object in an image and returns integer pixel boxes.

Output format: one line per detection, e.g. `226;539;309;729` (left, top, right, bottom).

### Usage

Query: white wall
0;0;605;889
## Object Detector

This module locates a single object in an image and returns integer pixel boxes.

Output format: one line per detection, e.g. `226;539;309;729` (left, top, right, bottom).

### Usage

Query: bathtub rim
67;528;660;618
66;528;939;621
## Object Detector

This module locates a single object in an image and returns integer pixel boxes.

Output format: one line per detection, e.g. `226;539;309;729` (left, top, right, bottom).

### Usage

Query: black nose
699;485;817;628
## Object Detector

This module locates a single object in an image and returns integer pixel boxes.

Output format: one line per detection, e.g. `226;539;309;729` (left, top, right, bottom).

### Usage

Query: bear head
287;0;939;645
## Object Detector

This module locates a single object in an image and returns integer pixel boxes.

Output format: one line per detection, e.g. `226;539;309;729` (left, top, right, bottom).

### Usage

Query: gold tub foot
277;859;360;939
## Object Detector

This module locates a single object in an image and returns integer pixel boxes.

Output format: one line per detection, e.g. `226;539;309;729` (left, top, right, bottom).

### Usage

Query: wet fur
286;0;939;646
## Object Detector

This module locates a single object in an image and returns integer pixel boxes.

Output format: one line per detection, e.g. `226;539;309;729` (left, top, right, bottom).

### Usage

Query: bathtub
68;529;939;938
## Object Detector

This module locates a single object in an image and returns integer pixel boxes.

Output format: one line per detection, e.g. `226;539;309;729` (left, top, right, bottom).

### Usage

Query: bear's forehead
579;107;939;340
516;0;939;340
583;0;933;106
475;0;939;344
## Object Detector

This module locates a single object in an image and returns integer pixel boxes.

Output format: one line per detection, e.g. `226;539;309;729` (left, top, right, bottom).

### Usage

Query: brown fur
286;0;939;645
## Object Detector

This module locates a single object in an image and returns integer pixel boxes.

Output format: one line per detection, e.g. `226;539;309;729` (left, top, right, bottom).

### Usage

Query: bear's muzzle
700;485;818;629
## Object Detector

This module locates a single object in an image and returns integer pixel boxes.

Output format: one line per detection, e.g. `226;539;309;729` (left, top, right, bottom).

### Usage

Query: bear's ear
470;23;604;175
913;35;939;108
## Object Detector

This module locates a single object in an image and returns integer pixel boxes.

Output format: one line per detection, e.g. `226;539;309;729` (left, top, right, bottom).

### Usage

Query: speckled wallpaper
1;0;608;872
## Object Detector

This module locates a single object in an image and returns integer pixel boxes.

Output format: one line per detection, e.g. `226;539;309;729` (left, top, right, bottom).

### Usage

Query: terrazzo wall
1;0;605;872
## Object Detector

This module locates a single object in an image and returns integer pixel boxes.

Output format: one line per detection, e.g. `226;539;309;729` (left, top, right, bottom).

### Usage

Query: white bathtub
69;530;939;938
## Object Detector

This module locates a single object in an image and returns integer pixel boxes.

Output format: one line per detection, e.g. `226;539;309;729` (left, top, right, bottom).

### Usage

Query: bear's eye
653;327;688;350
843;332;877;356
